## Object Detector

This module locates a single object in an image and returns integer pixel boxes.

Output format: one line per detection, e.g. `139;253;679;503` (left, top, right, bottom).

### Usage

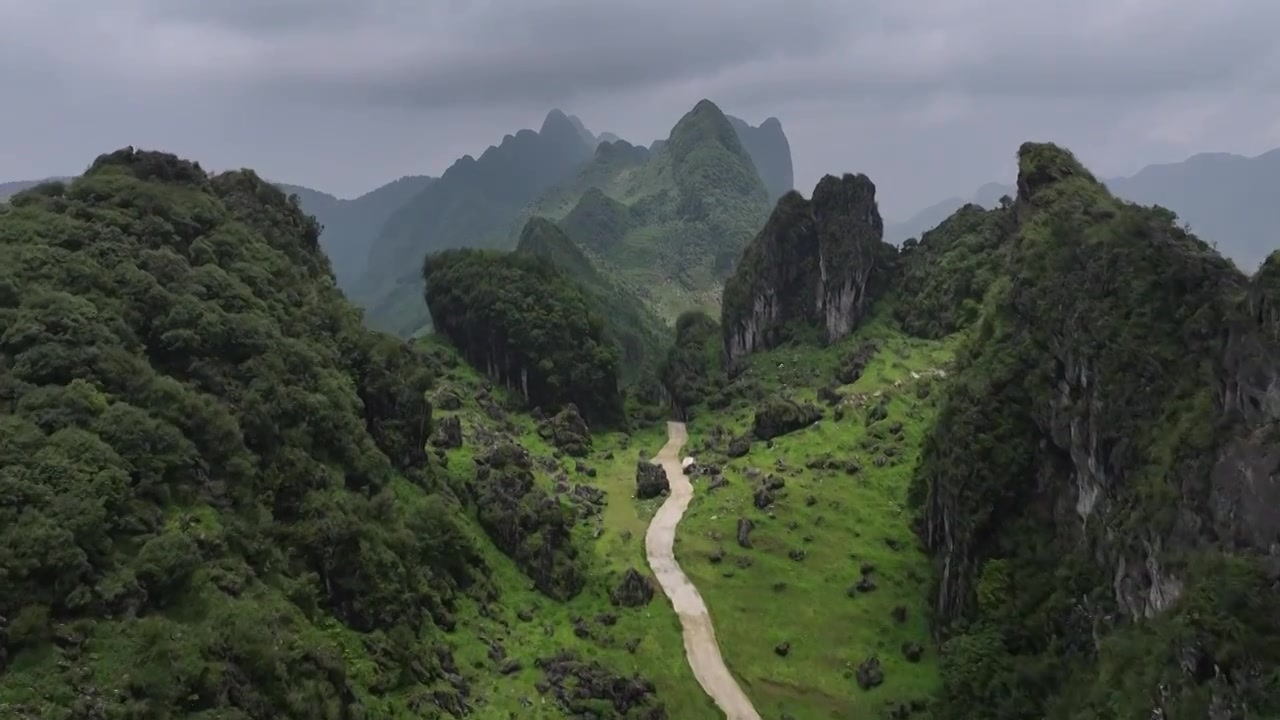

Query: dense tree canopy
0;148;487;718
422;247;625;427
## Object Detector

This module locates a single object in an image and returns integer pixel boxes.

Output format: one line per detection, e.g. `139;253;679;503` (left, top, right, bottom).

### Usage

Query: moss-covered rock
538;403;593;457
473;442;585;601
752;398;822;440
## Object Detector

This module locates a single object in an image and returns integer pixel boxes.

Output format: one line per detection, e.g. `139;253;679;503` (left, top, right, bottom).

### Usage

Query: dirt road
645;421;762;720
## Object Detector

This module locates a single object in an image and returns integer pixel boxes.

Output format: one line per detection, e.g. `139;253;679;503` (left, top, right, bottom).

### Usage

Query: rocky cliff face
912;143;1280;718
720;174;894;372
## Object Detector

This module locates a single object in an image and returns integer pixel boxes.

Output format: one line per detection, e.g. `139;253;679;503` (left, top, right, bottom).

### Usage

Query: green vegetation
0;148;715;719
514;217;669;390
677;310;955;719
0;150;482;717
892;202;1012;338
353;110;596;336
422;248;625;428
521;100;774;321
659;310;724;416
909;142;1280;719
7;128;1279;720
418;346;722;719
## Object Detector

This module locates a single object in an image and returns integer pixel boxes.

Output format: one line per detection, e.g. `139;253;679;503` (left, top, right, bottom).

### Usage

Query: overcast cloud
2;0;1278;218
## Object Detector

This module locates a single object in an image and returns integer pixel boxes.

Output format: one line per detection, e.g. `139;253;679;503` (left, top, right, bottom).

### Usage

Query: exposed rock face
537;403;592;457
721;174;895;372
534;651;666;718
635;461;669;499
431;415;463;448
610;568;656;607
472;442;585;600
913;142;1280;718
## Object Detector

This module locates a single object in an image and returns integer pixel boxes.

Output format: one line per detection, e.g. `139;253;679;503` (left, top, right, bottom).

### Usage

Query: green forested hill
514;217;669;389
669;141;1280;720
519;99;774;320
0;148;710;719
352;110;596;337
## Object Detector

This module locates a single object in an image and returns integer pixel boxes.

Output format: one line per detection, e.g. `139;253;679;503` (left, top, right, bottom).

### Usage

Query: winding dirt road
645;421;762;720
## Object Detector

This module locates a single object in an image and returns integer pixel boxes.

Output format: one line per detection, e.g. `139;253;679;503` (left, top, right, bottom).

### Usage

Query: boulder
610;568;656;607
635;461;669;499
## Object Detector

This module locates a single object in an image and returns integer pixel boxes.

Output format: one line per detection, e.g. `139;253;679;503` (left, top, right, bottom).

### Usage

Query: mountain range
4;120;1279;719
344;100;791;336
886;148;1280;272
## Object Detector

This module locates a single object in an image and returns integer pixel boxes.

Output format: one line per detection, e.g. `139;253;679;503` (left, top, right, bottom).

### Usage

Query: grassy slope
679;306;958;719
416;338;720;718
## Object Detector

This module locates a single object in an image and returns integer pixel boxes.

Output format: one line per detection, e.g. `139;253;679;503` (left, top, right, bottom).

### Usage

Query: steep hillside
514;218;669;389
520;100;774;321
672;141;1280;720
277;176;435;293
721;173;897;371
0;149;711;719
353;110;596;336
910;143;1280;719
726;114;794;203
888;148;1280;273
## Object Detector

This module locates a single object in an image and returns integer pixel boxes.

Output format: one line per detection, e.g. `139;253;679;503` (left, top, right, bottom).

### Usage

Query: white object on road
681;456;697;472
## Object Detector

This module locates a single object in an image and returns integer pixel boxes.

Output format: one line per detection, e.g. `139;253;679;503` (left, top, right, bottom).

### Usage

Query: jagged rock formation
610;568;656;608
473;442;585;600
727;115;794;203
721;174;896;371
911;142;1280;719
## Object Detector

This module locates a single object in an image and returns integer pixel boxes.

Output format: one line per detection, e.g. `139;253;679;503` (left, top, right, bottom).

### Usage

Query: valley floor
677;313;956;719
646;421;761;719
409;311;955;719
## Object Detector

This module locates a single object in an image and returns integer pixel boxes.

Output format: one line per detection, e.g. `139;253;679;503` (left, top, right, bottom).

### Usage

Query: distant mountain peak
666;99;743;161
725;113;794;202
540;108;577;137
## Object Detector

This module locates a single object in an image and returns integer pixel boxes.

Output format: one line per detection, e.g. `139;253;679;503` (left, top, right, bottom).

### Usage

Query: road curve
645;421;762;720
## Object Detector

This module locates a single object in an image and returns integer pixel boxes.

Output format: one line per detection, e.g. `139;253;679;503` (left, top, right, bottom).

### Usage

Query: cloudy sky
3;0;1279;219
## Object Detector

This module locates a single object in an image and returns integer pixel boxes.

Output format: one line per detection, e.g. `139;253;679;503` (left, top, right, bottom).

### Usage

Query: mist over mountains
886;148;1280;272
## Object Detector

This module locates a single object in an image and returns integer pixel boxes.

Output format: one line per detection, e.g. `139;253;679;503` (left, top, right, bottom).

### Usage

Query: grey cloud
1;0;1279;216
250;0;845;110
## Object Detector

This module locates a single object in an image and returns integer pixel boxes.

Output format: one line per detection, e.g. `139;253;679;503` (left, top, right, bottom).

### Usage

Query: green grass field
676;312;958;719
